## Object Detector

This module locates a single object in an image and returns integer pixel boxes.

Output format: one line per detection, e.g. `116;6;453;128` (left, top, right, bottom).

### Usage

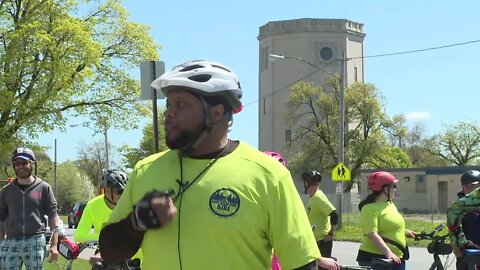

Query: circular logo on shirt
209;188;240;217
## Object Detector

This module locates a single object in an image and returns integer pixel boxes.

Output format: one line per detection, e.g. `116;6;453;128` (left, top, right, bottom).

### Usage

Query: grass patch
336;212;447;248
43;257;91;270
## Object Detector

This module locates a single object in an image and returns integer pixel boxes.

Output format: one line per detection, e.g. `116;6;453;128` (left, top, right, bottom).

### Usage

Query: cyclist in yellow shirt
99;60;339;270
302;170;338;264
75;169;141;269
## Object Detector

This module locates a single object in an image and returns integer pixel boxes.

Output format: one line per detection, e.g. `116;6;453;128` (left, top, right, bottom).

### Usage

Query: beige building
359;167;480;213
257;18;366;154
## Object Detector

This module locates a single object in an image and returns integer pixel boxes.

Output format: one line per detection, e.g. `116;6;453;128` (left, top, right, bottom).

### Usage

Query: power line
242;38;480;108
352;39;480;59
242;60;338;108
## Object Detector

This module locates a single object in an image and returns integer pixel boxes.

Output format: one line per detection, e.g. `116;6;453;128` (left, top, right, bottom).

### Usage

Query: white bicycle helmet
151;60;243;113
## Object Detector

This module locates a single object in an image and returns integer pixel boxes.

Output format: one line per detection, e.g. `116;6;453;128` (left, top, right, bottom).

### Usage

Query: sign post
331;162;351;229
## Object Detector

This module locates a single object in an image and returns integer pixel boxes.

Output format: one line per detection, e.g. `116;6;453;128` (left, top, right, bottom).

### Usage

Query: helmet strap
180;97;228;156
104;190;117;208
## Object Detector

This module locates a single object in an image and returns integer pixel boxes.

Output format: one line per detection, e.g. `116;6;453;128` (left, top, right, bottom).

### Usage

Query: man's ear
211;104;226;122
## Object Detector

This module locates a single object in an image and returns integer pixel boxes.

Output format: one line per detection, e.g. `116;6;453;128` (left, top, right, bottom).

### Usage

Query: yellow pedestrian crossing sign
331;162;351;181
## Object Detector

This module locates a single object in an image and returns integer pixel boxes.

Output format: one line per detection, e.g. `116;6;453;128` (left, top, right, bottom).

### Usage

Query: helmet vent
180;64;204;72
189;74;212;82
211;64;231;72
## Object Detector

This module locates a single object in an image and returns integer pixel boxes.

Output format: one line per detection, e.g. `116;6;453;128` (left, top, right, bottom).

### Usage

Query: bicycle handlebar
415;224;449;241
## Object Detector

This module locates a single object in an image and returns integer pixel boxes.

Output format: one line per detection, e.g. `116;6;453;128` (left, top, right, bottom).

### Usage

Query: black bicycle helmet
101;169;128;190
302;170;322;183
461;170;480;186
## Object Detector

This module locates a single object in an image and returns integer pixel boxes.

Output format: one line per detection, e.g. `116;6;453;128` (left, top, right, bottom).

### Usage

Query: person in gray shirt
0;147;60;269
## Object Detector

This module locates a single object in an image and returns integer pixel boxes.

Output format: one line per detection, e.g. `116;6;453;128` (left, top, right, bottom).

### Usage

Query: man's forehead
166;89;200;100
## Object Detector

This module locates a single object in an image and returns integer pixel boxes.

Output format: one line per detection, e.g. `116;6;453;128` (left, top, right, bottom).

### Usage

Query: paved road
64;224;457;269
334;241;456;269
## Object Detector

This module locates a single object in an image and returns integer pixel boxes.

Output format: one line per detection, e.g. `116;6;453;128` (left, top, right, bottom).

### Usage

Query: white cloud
405;112;431;122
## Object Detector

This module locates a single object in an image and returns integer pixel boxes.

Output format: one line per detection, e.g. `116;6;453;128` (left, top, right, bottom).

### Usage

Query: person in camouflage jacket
447;170;480;249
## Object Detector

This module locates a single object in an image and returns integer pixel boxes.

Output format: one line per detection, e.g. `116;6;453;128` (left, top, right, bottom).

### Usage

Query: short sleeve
267;171;320;269
359;205;378;235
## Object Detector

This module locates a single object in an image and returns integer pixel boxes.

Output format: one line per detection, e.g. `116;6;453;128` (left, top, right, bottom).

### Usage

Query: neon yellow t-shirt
359;201;406;257
74;195;110;243
307;189;336;241
75;194;142;260
109;142;320;270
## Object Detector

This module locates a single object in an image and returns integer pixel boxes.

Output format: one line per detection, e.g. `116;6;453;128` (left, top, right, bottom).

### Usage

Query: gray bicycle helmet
101;169;128;190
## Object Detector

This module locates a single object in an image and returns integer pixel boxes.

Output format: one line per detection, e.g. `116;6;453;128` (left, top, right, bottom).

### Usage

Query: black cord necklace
171;140;231;202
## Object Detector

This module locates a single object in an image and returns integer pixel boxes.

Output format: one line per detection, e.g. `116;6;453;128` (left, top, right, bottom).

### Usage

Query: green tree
426;121;480;166
75;140;116;191
55;162;95;213
285;79;411;191
383;117;447;167
121;109;167;169
0;0;158;151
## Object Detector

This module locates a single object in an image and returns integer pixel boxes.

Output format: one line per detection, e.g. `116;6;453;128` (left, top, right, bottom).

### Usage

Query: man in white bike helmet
100;60;338;270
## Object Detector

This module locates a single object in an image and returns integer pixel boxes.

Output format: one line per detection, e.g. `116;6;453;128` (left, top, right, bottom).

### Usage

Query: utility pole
103;123;109;169
54;139;57;195
151;61;160;153
337;52;347;229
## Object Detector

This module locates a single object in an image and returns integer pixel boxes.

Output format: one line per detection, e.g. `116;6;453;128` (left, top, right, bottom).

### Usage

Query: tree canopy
426;121;480;166
120;109;167;169
285;79;411;191
0;0;159;151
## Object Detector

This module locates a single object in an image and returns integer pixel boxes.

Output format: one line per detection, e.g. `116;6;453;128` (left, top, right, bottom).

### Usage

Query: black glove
132;190;172;230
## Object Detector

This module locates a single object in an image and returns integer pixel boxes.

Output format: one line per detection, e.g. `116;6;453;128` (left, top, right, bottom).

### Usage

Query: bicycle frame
417;224;453;270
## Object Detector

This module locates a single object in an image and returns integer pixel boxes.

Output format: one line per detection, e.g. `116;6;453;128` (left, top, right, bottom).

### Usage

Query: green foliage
366;147;411;169
285;80;411;191
0;0;159;152
74;140;114;190
426;121;480;166
54;162;95;213
121;109;167;169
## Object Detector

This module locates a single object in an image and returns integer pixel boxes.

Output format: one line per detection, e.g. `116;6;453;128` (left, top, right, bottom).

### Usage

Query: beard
166;124;205;150
15;167;33;179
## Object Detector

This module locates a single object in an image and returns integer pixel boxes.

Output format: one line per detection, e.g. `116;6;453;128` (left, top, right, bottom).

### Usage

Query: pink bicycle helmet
263;151;286;166
367;171;398;192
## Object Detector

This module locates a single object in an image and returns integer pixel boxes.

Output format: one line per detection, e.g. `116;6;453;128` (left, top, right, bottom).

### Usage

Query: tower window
319;47;333;61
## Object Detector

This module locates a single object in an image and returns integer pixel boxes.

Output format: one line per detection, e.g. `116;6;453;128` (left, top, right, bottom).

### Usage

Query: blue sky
38;1;480;163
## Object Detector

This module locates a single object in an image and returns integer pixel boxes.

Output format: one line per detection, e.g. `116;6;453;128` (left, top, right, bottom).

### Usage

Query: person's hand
452;245;463;258
405;229;419;240
150;195;177;226
47;244;59;263
324;234;334;242
385;250;401;264
89;252;103;267
132;190;178;230
464;240;480;249
317;257;340;270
